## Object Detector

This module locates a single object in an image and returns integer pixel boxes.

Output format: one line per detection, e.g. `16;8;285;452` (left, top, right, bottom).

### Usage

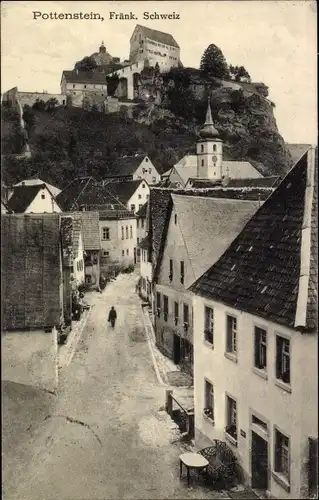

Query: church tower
196;101;223;179
99;41;106;54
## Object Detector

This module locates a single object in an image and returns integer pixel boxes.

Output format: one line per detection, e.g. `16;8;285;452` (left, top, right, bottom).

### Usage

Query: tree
200;44;229;79
229;65;251;83
45;98;59;112
75;56;97;73
32;99;46;112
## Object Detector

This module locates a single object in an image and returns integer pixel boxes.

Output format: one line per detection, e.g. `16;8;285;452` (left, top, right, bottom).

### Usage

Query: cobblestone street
3;272;228;500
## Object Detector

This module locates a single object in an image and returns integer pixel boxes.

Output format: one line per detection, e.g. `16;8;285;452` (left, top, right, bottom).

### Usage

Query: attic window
142;184;145;188
41;194;45;199
145;158;149;162
248;246;253;252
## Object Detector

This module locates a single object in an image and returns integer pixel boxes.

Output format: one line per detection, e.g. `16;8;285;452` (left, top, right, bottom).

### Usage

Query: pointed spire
199;99;219;139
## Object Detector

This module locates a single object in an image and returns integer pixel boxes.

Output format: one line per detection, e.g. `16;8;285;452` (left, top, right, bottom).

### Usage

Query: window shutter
274;431;281;471
276;337;281;378
204;307;209;331
308;437;318;495
254;329;259;366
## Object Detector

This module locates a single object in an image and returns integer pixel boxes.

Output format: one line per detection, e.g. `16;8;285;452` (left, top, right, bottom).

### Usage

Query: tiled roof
175;165;198;185
99;208;136;220
61;70;107;85
72;212;101;251
7;184;45;213
172;195;259;281
103;155;147;178
56;177;94;211
104;180;144;204
13;179;61;197
139;234;150;250
188;177;280;189
286;143;312;166
190;148;317;331
2;214;62;330
148;188;173;276
222;161;262;179
133;24;179;48
136;202;148;218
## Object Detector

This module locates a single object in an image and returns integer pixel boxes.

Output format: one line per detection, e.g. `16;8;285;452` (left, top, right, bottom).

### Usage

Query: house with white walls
189;148;318;499
7;184;62;213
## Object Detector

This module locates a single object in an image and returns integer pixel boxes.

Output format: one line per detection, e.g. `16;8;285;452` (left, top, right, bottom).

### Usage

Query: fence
165;389;194;438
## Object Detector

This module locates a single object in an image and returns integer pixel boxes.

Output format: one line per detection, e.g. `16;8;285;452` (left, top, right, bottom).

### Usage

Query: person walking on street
108;306;117;328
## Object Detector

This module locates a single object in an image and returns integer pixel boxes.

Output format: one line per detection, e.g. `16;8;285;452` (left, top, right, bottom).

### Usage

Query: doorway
251;430;268;490
173;334;181;364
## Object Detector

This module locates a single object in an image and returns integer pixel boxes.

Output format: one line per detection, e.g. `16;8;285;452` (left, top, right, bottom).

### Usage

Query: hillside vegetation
2;66;293;188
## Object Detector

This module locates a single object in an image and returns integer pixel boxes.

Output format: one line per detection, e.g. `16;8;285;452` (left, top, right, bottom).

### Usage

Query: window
169;259;173;281
139;204;143;210
131;204;135;212
276;336;290;384
85;275;91;284
126;249;129;255
137;219;139;228
174;214;177;225
254;327;267;370
180;261;185;285
125;226;128;239
141;219;145;229
204;306;214;345
174;301;179;325
102;227;110;240
181;338;193;364
152;177;156;183
204;381;214;421
226;396;237;440
201;159;204;166
137;237;140;244
121;226;124;240
146;194;149;199
130;226;133;238
122;250;124;256
226;315;237;354
138;194;142;199
73;84;75;88
156;292;161;317
183;303;189;331
142;183;145;188
163;295;168;321
149;168;152;174
201;144;204;152
103;250;109;257
84;85;87;88
213;144;217;152
41;193;45;199
274;429;290;481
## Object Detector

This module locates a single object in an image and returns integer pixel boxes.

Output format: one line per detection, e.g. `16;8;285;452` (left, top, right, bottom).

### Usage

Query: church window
201;159;204;166
201;145;204;152
213;144;217;152
73;84;75;88
84;85;87;88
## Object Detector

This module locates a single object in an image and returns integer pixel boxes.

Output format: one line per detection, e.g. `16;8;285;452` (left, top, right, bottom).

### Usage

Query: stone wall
18;92;66;108
1;328;59;393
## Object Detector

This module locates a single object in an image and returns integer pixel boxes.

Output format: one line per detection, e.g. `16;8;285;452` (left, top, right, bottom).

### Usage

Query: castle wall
18;92;66;108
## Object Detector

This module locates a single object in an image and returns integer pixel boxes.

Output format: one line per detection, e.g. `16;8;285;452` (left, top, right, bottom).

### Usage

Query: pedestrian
108;306;117;328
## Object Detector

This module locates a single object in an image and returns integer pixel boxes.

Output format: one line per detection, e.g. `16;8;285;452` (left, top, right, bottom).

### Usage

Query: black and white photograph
1;1;317;499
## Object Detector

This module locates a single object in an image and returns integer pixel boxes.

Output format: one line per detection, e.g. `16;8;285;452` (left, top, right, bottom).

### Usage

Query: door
173;334;181;365
251;431;268;490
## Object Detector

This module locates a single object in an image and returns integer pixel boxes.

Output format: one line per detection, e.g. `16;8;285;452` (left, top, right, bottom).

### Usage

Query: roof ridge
294;147;316;328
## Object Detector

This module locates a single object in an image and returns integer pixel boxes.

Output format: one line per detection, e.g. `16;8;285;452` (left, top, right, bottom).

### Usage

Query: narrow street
3;273;226;500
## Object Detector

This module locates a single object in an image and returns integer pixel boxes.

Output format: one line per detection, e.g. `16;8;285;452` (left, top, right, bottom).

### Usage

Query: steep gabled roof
286;143;312;166
171;195;259;281
72;217;83;259
139;234;150;250
132;25;179;48
222;161;262;179
7;184;51;213
190;148;317;332
105;180;145;204
56;177;94;211
13;178;61;197
72;212;101;251
103;155;149;178
61;70;107;85
136;202;148;218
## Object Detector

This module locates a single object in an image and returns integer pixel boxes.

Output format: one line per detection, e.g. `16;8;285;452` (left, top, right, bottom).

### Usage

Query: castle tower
196;100;223;179
99;41;106;54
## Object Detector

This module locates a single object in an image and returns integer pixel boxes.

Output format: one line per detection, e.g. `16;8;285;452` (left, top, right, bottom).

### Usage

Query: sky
1;0;317;144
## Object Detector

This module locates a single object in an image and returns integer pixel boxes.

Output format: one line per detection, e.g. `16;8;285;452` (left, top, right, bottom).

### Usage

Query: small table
179;452;209;486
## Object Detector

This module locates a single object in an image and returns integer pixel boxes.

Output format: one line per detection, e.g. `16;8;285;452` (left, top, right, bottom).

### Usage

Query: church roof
132;25;179;48
199;102;220;140
286;143;312;166
190;148;317;331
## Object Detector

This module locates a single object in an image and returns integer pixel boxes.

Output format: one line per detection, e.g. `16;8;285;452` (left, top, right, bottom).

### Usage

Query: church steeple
199;100;219;139
99;41;106;54
196;99;223;179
